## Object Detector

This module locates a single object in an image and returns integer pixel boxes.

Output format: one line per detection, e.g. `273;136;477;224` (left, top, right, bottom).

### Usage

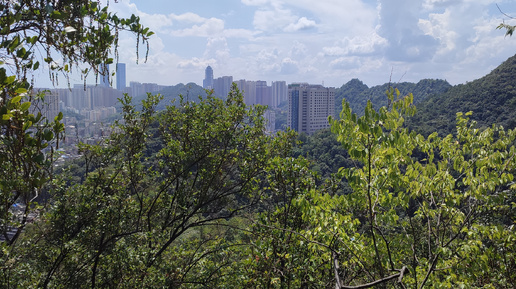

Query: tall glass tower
203;66;214;89
116;63;126;90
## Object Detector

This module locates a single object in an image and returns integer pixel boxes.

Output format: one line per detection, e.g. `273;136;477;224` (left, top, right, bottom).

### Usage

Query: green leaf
55;111;63;121
15;88;27;94
11;95;21;104
20;101;31;111
43;130;54;141
34;153;45;164
22;120;32;131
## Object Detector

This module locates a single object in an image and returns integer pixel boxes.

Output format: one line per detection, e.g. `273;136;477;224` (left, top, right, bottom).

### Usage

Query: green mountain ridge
407;53;516;135
336;53;516;136
335;78;452;117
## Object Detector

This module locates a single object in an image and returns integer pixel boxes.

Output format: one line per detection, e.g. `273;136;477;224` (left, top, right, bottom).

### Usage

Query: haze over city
34;0;516;89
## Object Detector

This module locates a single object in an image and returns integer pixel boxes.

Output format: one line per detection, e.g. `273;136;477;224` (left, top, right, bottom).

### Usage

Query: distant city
35;63;336;159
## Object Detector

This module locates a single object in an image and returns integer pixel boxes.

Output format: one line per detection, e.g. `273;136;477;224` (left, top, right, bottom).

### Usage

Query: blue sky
38;0;516;88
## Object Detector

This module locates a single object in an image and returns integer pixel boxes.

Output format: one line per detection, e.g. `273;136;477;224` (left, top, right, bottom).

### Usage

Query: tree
246;89;516;288
0;0;152;268
1;0;153;84
326;89;516;288
1;86;297;288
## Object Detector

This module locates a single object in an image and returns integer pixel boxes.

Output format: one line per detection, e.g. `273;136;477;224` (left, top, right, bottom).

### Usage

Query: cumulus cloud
422;0;462;10
289;41;308;58
241;0;270;5
203;37;231;65
329;57;360;70
170;12;206;23
280;58;299;74
223;29;260;39
378;0;440;61
280;0;378;35
283;17;317;32
244;48;282;74
171;18;225;37
418;10;459;60
177;57;212;71
322;33;388;56
253;7;297;31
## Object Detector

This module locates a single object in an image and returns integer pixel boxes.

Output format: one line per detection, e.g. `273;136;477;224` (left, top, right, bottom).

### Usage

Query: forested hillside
407;54;516;136
335;78;451;117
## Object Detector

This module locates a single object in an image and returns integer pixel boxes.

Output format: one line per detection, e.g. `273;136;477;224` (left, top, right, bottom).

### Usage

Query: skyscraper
213;76;233;97
272;81;287;107
116;63;126;91
288;83;335;135
256;81;272;107
244;80;256;105
203;66;214;89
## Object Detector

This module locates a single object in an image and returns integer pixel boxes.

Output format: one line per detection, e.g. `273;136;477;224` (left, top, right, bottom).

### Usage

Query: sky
37;0;516;88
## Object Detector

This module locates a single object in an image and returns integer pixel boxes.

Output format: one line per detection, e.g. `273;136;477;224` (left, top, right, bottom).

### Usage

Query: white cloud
378;0;440;61
241;0;270;5
330;57;360;70
177;57;212;71
323;33;388;56
280;58;299;74
171;18;225;37
283;17;317;32
223;29;259;39
203;37;231;68
253;7;297;32
422;0;462;10
288;41;308;58
170;12;206;23
280;0;378;35
418;10;459;59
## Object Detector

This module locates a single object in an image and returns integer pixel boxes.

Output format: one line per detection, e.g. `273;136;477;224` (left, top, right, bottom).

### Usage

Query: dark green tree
4;86;298;288
0;1;152;284
243;89;515;288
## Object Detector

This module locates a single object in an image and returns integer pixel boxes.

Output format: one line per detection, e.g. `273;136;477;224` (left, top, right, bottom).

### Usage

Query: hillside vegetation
1;1;515;286
335;78;451;118
407;54;516;135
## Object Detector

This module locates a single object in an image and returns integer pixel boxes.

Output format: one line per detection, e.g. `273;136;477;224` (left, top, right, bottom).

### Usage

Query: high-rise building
116;63;126;90
213;76;233;98
128;81;164;97
235;79;246;94
288;83;335;135
203;66;214;89
272;81;287;107
244;80;257;106
99;63;110;87
256;81;272;107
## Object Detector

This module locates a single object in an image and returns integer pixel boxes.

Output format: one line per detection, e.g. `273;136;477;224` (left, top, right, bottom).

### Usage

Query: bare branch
336;265;409;289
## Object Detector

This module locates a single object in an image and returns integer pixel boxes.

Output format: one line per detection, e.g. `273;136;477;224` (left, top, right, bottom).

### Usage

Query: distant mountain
131;82;208;111
335;78;452;117
407;54;516;136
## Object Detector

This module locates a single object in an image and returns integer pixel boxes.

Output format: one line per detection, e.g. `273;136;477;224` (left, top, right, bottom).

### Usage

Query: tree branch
334;258;408;289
